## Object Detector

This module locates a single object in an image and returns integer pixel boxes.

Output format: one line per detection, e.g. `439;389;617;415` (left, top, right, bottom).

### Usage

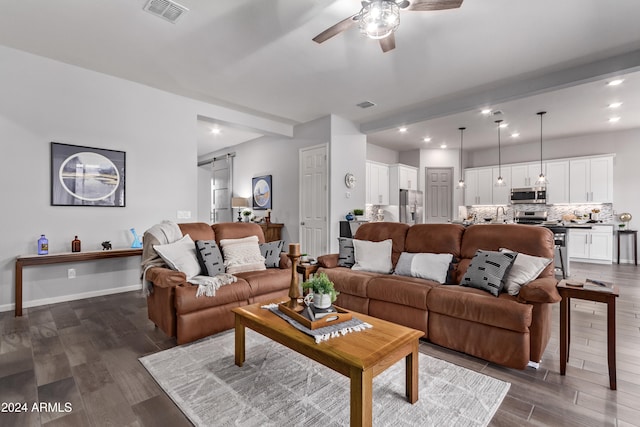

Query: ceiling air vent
491;110;503;116
357;101;376;109
143;0;189;24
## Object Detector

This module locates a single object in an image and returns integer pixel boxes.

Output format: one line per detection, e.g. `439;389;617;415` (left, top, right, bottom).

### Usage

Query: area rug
140;330;509;426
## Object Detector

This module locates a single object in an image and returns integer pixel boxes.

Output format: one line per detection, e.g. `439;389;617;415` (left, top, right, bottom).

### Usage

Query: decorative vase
346;212;354;221
313;292;332;309
38;234;48;255
130;228;143;248
243;216;250;223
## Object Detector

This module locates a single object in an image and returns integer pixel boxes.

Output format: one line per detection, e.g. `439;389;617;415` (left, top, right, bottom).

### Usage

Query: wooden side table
296;263;319;282
557;280;619;390
259;223;284;243
617;229;638;265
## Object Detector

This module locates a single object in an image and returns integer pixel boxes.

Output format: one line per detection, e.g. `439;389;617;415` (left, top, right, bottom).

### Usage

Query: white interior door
299;144;328;258
211;155;232;223
426;167;452;223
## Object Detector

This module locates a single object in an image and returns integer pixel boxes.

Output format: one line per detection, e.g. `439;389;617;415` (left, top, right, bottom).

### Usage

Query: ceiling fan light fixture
359;0;400;40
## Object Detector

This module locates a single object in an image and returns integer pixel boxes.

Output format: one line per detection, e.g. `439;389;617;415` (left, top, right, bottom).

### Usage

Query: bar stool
554;233;566;279
617;229;638;265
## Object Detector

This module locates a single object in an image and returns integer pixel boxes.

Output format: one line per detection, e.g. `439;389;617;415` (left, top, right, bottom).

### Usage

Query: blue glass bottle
38;235;49;255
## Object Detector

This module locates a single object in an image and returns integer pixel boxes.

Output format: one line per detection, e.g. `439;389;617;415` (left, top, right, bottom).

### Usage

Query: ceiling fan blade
312;14;359;44
407;0;463;11
379;33;396;53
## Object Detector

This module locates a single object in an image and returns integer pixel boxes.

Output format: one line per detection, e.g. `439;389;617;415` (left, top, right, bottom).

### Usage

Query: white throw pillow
411;253;453;283
219;235;266;274
500;248;552;295
352;239;393;274
153;234;201;279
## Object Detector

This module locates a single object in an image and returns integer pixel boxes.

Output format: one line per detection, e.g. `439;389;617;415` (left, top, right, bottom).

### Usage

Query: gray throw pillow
260;240;285;268
195;240;225;276
337;237;355;268
460;250;517;297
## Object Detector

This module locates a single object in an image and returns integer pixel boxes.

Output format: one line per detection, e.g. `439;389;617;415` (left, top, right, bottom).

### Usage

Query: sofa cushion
354;222;410;268
219;236;266;274
153;235;201;279
404;224;465;259
178;222;216;242
235;268;291;297
367;276;439;310
460;250;517;296
213;222;265;244
195;240;225;276
175;279;252;314
427;286;532;333
337;237;355;268
500;248;552;296
318;267;379;298
394;252;453;283
352;239;393;274
259;240;285;268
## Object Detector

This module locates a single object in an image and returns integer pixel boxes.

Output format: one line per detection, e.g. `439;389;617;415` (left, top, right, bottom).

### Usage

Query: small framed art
252;175;272;210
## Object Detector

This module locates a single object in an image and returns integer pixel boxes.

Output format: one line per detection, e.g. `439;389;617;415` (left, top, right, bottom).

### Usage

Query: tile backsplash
467;203;614;223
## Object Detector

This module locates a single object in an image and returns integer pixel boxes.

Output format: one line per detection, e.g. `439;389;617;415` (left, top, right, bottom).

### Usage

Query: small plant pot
313;293;333;309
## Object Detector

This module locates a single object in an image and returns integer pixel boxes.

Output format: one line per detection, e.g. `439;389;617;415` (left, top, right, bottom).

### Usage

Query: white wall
0;46;290;312
366;143;399;164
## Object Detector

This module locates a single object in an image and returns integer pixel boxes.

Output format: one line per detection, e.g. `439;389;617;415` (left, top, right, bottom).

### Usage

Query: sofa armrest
317;254;339;268
146;266;189;288
279;252;292;269
517;277;561;304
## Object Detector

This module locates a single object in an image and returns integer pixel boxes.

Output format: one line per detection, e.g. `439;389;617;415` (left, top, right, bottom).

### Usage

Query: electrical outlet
68;268;76;279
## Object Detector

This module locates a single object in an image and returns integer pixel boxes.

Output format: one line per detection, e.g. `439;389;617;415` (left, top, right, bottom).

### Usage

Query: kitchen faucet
496;206;507;223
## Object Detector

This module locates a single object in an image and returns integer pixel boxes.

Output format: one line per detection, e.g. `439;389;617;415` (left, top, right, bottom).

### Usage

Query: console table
258;223;284;243
14;248;143;317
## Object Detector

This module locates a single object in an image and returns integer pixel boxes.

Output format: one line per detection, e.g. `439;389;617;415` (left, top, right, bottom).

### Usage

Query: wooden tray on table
278;303;352;330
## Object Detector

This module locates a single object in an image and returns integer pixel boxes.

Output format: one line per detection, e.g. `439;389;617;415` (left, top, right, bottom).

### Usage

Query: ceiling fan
313;0;463;53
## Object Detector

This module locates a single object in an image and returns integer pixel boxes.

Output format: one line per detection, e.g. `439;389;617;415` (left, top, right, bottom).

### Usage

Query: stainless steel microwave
510;187;546;204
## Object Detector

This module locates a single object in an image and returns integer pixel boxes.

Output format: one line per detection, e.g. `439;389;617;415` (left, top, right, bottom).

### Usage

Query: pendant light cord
495;120;503;177
458;127;465;181
537;111;547;176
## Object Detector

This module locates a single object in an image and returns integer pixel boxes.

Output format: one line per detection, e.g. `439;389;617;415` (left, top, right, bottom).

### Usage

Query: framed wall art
252;175;272;210
51;142;126;207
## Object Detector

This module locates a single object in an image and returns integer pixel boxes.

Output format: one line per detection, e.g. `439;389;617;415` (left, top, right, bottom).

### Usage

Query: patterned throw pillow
219;236;266;274
259;240;285;268
460;250;517;297
195;240;225;276
337;237;355;268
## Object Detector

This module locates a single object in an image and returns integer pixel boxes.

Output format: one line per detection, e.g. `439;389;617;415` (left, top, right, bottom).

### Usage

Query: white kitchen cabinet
544;160;570;204
366;161;389;205
569;156;613;203
510;162;544;187
492;166;510;205
464;168;493;205
388;164;419;205
568;226;613;264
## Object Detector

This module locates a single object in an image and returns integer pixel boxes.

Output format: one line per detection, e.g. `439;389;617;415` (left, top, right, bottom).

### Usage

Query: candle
289;243;300;256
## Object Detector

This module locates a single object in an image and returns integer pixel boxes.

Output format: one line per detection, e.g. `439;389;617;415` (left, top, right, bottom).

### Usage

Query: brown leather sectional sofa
317;222;561;369
143;222;290;344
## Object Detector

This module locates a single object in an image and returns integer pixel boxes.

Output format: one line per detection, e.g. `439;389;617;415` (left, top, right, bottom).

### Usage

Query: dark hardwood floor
1;262;638;426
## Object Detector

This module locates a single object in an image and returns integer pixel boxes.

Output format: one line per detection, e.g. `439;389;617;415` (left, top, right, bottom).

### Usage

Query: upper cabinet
389;164;419;205
569;156;613;203
464;168;493;205
545;160;570;204
510;162;544;188
366;161;390;205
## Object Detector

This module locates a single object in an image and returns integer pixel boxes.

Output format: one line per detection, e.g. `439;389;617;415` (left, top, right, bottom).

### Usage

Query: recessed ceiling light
399;127;408;133
609;116;621;123
423;137;431;143
499;123;508;128
608;79;624;86
511;132;520;138
608;102;623;109
481;109;492;115
211;128;221;135
440;143;447;149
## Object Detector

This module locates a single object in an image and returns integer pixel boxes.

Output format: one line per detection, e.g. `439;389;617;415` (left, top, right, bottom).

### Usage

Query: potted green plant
353;208;365;221
302;272;338;309
242;209;252;222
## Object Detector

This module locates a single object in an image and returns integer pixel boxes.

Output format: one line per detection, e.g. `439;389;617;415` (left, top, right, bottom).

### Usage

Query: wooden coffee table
232;300;424;427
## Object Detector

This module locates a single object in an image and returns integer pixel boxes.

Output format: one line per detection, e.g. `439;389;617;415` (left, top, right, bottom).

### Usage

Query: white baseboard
0;283;143;313
527;360;540;369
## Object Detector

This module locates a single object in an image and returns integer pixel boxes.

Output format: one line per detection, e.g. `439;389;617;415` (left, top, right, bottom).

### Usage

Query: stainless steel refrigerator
399;189;423;225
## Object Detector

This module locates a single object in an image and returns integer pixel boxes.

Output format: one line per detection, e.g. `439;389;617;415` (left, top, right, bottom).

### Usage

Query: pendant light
495;120;506;187
536;111;549;185
457;127;466;188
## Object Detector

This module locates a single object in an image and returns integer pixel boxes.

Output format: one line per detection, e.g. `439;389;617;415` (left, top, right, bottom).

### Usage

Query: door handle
300;222;305;226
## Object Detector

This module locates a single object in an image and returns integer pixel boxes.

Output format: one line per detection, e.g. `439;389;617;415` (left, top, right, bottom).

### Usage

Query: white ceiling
1;0;640;155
